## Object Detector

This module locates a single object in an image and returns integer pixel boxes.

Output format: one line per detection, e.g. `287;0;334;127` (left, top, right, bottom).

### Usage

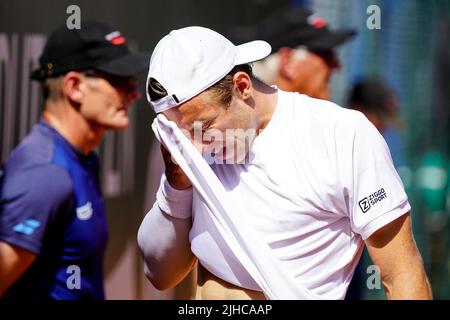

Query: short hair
207;63;254;107
252;53;280;84
252;47;310;84
42;76;64;102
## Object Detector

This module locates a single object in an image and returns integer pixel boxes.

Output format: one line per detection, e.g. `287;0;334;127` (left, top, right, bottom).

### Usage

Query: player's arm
365;212;432;299
138;203;197;290
336;111;432;299
0;242;36;297
137;144;196;290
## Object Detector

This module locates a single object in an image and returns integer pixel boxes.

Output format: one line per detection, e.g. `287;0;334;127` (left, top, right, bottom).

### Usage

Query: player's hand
160;144;192;190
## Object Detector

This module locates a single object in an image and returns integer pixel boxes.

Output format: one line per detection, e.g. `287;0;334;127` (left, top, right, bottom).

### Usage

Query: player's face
80;71;141;130
288;48;340;100
163;89;258;164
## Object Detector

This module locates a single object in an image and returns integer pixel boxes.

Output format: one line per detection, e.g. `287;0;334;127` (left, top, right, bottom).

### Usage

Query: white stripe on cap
151;94;179;113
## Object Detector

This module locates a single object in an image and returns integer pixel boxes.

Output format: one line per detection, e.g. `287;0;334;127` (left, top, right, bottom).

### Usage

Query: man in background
252;6;355;100
0;21;147;299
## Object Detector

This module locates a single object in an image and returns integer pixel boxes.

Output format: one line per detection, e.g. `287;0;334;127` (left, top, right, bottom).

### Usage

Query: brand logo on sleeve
358;188;387;213
13;219;41;235
76;202;93;220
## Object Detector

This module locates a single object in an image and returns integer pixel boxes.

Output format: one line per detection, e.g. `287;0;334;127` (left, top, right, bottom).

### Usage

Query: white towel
152;114;319;299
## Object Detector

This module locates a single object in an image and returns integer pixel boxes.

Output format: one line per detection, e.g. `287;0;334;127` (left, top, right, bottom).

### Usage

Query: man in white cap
137;26;431;299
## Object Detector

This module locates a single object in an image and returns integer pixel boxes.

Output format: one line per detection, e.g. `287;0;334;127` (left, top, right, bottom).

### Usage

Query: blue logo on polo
13;219;41;235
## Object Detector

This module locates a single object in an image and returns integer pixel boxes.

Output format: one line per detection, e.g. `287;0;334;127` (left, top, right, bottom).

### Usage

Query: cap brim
95;52;149;77
307;29;356;51
30;68;45;81
30;52;150;81
235;40;272;65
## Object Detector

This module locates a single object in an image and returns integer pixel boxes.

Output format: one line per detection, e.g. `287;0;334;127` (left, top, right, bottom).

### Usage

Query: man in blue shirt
0;21;147;299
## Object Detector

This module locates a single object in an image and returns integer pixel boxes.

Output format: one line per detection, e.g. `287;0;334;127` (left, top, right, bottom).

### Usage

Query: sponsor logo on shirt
76;202;93;220
13;219;41;235
358;188;387;213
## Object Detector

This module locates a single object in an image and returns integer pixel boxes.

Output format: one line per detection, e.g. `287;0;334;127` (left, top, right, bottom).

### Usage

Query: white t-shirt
189;90;410;299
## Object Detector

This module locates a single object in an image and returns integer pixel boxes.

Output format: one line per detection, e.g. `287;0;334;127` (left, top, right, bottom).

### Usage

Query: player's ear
63;71;84;104
278;47;297;81
232;71;252;100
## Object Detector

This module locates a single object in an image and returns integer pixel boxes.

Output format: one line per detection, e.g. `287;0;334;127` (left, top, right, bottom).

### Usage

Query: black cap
31;20;148;81
256;7;356;52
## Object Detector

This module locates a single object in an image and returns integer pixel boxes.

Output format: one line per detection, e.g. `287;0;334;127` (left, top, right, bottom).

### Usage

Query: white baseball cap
146;26;272;113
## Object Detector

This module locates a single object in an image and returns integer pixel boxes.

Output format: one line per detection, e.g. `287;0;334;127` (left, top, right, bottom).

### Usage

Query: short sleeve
0;164;73;254
337;111;411;240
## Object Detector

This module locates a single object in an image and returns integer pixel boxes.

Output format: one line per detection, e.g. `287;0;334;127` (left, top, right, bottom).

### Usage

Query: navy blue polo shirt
0;119;108;300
